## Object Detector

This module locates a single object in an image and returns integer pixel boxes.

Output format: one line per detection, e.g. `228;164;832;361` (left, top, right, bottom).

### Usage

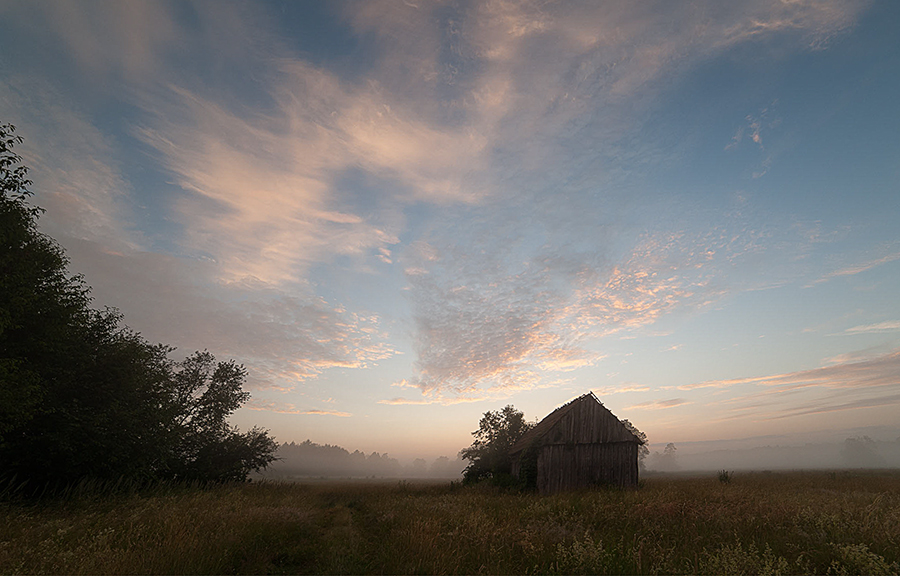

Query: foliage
0;123;275;490
268;440;406;478
2;471;899;574
161;351;277;483
649;442;680;472
718;470;732;484
459;405;534;484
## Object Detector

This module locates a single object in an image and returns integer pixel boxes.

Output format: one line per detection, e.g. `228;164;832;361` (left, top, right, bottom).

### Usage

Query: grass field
2;471;899;575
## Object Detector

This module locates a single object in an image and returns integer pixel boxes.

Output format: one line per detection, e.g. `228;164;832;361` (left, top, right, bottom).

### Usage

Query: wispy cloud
593;384;651;395
63;240;396;392
247;401;352;417
1;0;872;405
400;216;795;399
627;398;690;410
824;345;895;364
844;321;900;335
814;251;900;284
377;396;490;406
0;76;139;250
683;348;900;393
765;392;900;420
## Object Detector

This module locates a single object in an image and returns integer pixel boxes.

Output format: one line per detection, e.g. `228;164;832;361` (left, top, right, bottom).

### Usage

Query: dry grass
2;471;899;574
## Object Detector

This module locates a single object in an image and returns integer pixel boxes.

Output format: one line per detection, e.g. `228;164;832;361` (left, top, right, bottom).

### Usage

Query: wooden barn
509;392;642;493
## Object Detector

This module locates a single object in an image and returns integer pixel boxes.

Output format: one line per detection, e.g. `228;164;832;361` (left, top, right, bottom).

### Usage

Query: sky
1;0;899;462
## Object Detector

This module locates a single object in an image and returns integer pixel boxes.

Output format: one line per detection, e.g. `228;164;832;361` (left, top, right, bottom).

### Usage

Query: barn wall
536;442;638;494
543;399;636;445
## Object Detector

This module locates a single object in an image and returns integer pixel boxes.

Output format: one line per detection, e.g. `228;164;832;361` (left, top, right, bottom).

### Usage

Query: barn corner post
509;392;643;494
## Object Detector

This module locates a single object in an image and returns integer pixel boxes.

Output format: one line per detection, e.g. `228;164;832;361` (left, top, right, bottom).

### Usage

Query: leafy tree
161;351;277;482
1;122;85;451
649;442;679;472
0;123;276;490
459;405;534;483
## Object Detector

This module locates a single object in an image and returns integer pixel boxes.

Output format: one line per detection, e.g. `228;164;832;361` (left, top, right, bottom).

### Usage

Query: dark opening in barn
510;392;643;494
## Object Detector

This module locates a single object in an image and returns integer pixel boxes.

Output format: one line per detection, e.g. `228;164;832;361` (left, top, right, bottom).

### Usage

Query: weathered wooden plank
534;442;637;494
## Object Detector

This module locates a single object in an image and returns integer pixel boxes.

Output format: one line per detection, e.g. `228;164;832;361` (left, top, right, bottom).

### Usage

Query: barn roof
509;392;641;455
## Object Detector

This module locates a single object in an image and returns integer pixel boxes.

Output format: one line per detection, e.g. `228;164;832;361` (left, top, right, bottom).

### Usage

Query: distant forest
261;440;465;479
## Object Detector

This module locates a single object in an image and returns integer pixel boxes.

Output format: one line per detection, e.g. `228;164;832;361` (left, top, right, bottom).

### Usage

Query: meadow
1;471;899;575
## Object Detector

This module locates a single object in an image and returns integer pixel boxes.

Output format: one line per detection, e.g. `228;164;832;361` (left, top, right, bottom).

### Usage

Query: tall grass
2;471;899;574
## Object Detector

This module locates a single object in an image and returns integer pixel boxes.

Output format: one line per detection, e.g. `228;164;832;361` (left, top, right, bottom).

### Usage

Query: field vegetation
2;471;899;575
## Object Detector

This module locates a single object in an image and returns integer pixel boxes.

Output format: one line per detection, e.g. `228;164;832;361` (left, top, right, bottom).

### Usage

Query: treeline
263;440;464;479
0;123;276;492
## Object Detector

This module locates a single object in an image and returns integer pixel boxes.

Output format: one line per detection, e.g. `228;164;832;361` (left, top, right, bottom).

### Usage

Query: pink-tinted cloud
399;217;781;399
845;321;900;335
377;396;491;406
2;0;873;407
627;398;690;410
592;384;651;395
247;401;352;417
814;251;900;284
63;239;396;392
683;348;900;395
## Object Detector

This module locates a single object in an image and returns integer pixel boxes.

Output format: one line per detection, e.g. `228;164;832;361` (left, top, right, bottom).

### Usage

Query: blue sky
2;0;898;460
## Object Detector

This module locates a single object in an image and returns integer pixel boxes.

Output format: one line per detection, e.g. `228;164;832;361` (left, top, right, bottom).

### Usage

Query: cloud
844;321;900;335
378;397;433;406
814;251;900;284
592;384;651;395
247;401;352;417
683;349;900;395
824;345;895;364
301;409;353;417
377;396;489;406
627;398;690;410
400;237;601;400
725;126;744;151
0;76;139;250
63;239;396;392
23;1;178;79
2;0;872;405
399;214;789;399
765;392;900;420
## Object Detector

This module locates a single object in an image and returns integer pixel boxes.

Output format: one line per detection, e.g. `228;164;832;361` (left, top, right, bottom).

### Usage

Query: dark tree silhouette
459;405;534;483
0;123;276;490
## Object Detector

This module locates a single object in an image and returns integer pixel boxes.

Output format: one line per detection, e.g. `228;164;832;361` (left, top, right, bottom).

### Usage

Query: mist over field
253;426;900;481
647;432;900;472
258;440;466;480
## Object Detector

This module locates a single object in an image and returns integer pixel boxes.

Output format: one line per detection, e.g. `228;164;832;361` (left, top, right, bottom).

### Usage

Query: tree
1;122;86;452
649;442;679;472
0;123;276;490
459;405;534;483
161;351;277;482
622;419;649;472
